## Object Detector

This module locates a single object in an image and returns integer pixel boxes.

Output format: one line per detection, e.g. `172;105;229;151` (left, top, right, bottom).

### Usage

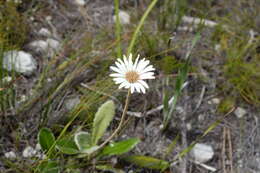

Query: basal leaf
96;164;125;173
37;160;60;173
100;138;140;157
123;155;169;171
92;100;115;145
38;128;55;152
56;137;79;155
74;131;92;151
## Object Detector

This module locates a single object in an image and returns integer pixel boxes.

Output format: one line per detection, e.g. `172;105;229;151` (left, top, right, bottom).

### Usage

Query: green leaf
96;164;125;173
100;138;140;157
37;160;60;173
74;131;92;150
123;155;169;171
92;100;115;145
74;131;100;154
56;137;79;155
38;128;55;152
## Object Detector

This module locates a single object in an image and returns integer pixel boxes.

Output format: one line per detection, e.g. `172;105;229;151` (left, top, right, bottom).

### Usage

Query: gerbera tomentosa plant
99;53;156;148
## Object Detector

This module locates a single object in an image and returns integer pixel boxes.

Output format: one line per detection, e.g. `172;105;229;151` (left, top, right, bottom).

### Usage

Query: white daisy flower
110;53;155;94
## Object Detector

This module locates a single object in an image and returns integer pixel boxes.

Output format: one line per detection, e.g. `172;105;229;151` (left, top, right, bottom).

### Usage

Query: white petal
140;65;155;74
137;60;150;72
119;81;130;89
130;84;135;93
123;55;130;70
128;54;134;70
113;78;126;84
136;59;149;72
115;62;127;73
134;82;144;93
110;73;124;77
138;80;149;89
139;72;155;79
133;54;140;69
138;83;146;93
110;66;123;74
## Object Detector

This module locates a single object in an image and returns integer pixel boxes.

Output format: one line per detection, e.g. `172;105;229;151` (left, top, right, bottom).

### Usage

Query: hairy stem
99;89;131;148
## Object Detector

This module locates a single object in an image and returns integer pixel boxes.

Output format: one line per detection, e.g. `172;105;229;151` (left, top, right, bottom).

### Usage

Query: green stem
99;89;131;148
127;0;158;55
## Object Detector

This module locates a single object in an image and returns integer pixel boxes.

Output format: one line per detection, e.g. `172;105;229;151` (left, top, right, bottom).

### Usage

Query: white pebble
190;143;214;163
4;151;16;160
186;123;192;130
22;146;37;158
3;51;37;75
38;28;51;37
75;0;86;6
113;10;130;25
234;107;247;118
46;38;60;51
65;97;80;110
29;40;48;53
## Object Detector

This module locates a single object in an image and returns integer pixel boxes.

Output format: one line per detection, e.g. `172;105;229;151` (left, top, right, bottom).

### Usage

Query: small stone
211;98;220;105
4;151;16;160
234;107;247;118
113;10;130;25
46;16;52;21
75;0;86;6
19;95;27;103
186;123;192;130
29;40;48;53
46;38;60;51
65;97;80;110
3;51;37;75
198;114;205;121
38;28;51;37
215;44;221;52
190;143;214;163
22;146;37;158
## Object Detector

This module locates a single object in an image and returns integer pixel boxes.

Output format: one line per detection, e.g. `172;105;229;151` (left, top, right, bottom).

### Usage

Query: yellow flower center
125;71;139;83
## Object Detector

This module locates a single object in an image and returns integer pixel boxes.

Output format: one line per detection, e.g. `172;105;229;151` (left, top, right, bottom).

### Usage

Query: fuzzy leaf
74;131;92;151
100;138;140;157
38;128;55;152
56;137;79;155
37;160;60;173
92;100;115;145
96;164;125;173
123;155;169;171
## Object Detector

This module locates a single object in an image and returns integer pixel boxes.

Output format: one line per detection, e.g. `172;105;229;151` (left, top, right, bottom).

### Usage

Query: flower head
110;53;155;93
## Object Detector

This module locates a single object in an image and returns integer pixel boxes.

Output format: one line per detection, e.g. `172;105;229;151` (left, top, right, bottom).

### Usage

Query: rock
190;143;214;163
19;95;27;103
234;107;247;118
65;97;80;110
29;40;48;53
75;0;86;6
215;44;221;52
4;151;16;160
46;38;60;51
3;51;37;75
208;98;220;105
22;146;37;158
186;123;192;130
113;10;130;25
38;28;51;37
